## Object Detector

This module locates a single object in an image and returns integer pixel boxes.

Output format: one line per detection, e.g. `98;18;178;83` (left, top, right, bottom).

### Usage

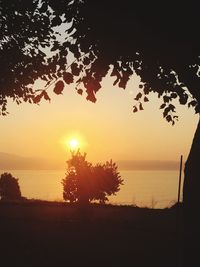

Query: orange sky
0;74;198;169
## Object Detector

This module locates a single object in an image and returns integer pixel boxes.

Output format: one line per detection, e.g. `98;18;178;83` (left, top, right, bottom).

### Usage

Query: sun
60;132;87;152
69;138;79;150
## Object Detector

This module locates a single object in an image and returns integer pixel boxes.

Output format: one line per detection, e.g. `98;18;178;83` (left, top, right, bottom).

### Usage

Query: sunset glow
0;76;198;169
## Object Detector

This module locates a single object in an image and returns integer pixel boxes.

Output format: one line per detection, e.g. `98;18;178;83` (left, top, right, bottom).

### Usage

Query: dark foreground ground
0;201;183;267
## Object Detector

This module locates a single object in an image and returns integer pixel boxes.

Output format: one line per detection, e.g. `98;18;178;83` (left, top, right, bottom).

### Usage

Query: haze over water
2;169;182;209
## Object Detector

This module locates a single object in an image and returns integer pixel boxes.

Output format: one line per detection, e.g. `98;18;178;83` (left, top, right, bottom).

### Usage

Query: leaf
43;91;51;101
40;2;48;13
139;103;144;110
71;63;81;76
110;63;119;77
53;81;64;95
41;75;48;81
85;78;101;93
143;85;150;94
163;106;171;117
33;94;42;104
111;66;121;86
51;41;60;51
52;73;57;79
166;115;172;122
160;103;166;109
119;71;130;89
133;106;138;113
113;76;120;86
110;68;118;77
134;92;142;101
163;95;170;103
67;26;75;35
168;104;175;112
69;45;81;59
88;52;95;61
83;57;90;65
179;93;188;105
77;89;83;95
188;100;197;108
195;104;200;114
171;92;177;98
86;91;96;103
63;72;74;84
51;16;62;27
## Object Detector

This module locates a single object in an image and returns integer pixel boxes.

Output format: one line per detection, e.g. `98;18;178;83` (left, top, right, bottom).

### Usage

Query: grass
0;200;182;267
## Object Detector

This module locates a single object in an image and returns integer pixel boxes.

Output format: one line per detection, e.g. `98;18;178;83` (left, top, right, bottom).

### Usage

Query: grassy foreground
0;201;182;267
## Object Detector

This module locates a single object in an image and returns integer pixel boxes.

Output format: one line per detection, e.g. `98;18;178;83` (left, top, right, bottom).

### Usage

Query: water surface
0;169;182;208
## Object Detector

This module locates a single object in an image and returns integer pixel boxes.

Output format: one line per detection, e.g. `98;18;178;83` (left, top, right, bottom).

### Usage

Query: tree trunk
182;115;200;266
183;115;200;216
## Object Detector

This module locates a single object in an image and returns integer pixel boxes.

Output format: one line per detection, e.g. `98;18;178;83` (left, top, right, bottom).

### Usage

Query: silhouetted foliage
0;0;78;114
1;1;199;120
62;151;123;204
0;172;22;201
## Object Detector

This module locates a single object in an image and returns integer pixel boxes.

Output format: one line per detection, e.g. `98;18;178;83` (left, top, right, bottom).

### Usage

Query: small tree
0;172;22;201
62;151;123;204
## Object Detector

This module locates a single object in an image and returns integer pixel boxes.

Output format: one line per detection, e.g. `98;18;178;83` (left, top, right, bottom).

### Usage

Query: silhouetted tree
62;151;123;204
0;172;22;201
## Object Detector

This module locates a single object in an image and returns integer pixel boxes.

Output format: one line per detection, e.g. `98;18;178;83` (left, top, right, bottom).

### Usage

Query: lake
0;169;183;208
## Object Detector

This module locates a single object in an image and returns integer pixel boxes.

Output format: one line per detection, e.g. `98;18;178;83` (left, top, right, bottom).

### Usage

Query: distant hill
0;152;62;170
0;152;179;171
117;160;180;171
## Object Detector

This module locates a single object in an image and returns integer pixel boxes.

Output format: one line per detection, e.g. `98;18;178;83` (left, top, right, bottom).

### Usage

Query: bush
0;172;22;201
62;151;123;204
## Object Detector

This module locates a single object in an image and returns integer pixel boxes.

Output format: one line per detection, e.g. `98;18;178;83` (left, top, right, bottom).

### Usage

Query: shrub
0;172;22;201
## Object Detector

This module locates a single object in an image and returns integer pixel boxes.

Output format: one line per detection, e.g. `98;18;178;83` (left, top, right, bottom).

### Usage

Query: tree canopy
0;0;77;114
0;1;199;123
71;1;200;124
62;151;123;204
